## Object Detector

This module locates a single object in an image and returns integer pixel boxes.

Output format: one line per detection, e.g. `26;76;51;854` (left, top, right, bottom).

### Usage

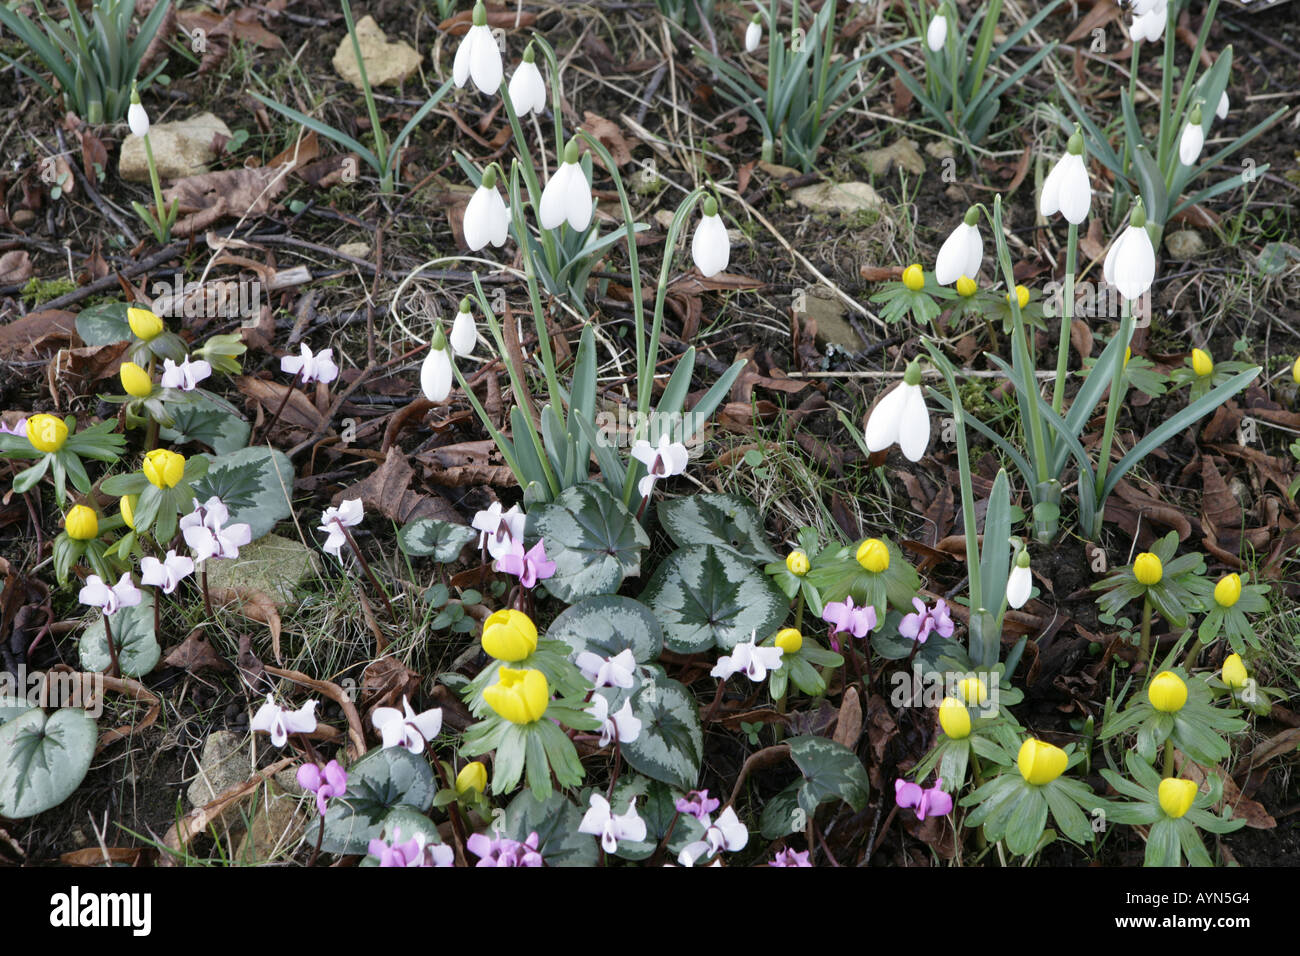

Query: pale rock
332;16;422;89
1164;229;1205;260
339;241;372;259
791;181;884;215
862;138;925;177
801;286;864;351
235;782;309;863
118;112;231;182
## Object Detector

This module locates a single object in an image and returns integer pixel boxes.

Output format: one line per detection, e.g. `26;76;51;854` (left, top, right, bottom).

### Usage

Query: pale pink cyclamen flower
297;760;348;816
768;848;813;867
710;638;784;682
250;695;319;747
677;806;748;867
159;357;212;391
675;790;721;822
495;539;557;589
821;596;877;650
78;573;143;616
894;777;954;821
898;597;955;645
0;417;29;436
465;831;543;867
578;793;647;853
139;550;195;595
472;502;527;560
281;343;339;385
319;498;364;559
575;648;637;689
180;496;252;563
371;696;443;755
368;828;454;867
630;434;689;499
588;694;643;748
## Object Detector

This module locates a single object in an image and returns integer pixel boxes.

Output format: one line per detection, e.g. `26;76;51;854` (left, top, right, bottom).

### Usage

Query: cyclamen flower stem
431;758;469;860
201;566;214;620
341;525;396;621
309;811;325;867
102;615;120;679
1051;220;1079;415
1093;300;1134;532
648;809;681;868
605;739;623;804
702;679;727;723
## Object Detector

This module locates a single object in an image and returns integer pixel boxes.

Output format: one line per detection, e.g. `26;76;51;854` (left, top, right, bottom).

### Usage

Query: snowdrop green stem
1051;219;1078;415
1092;298;1134;534
924;345;981;610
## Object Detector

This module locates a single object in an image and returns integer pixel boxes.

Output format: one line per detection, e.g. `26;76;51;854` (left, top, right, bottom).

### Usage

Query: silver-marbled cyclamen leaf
527;482;649;603
0;708;97;819
657;493;779;563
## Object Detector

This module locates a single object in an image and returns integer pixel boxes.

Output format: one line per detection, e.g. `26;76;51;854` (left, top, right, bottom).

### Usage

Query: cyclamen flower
579;793;647;853
589;693;643;747
250;695;319;747
899;597;954;645
677;806;748;867
181;496;252;563
0;417;27;436
539;142;593;232
139;550;195;595
576;648;637;689
631;434;689;498
768;848;813;867
864;360;930;462
691;197;729;278
369;829;454;867
710;638;784;682
934;209;982;285
822;596;877;650
894;777;954;821
159;357;212;391
281;343;339;385
675;790;720;822
79;573;143;616
372;696;443;754
319;498;364;559
508;46;546;115
495;539;557;589
466;831;543;867
453;2;503;95
1102;204;1157;302
297;760;348;816
473;502;526;559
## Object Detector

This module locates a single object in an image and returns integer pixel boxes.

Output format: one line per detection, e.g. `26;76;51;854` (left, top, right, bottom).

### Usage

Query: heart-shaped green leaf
78;592;159;677
547;595;663;663
0;708;97;818
310;747;436;854
527;482;649;602
657;493;778;563
193;446;295;540
500;788;599;866
398;518;477;562
619;672;703;791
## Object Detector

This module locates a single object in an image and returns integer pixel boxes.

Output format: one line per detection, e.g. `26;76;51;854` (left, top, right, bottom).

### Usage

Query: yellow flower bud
938;697;971;739
1221;654;1248;691
1148;671;1188;713
856;537;889;573
1157;777;1197;819
1213;573;1241;609
785;550;810;576
142;448;185;488
1293;355;1300;384
1017;738;1068;786
119;361;153;398
483;667;549;724
65;504;99;541
955;275;977;298
1191;348;1214;378
120;495;138;530
127;307;164;341
902;264;925;292
1005;285;1030;309
774;628;803;654
456;761;488;794
25;413;68;453
480;608;539;662
1124;346;1132;368
958;676;988;707
1133;552;1163;586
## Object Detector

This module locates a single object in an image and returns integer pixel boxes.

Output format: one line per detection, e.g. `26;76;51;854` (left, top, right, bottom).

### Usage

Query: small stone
187;730;249;810
791;181;884;215
119;113;232;182
925;140;956;161
332;16;422;89
338;241;371;259
235;783;308;863
1164;229;1206;260
862;138;925;177
204;533;321;604
802;287;864;351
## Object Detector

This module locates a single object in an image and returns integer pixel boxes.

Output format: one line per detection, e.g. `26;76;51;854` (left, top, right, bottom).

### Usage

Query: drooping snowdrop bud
691;196;730;278
1129;0;1168;44
464;165;508;251
745;14;762;53
421;329;454;403
449;297;478;357
1039;128;1091;224
1102;199;1156;302
453;1;504;95
926;13;948;52
507;44;547;116
128;85;149;138
539;139;593;232
1179;103;1205;167
1216;91;1229;121
864;359;930;462
934;206;983;286
1006;548;1032;609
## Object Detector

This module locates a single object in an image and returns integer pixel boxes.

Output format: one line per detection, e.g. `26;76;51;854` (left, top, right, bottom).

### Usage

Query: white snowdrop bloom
934;209;983;285
464;167;508;251
926;13;948;52
453;2;503;95
1130;0;1168;44
1006;551;1032;610
1102;203;1157;302
507;46;547;115
128;100;150;138
1216;91;1229;121
745;16;762;53
691;196;730;278
579;794;647;853
538;143;593;232
1039;131;1091;224
449;298;478;357
421;337;454;403
1179;104;1205;166
864;361;931;462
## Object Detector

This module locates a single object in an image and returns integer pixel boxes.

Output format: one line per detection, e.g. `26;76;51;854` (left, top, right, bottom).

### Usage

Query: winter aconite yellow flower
774;628;803;654
1133;552;1163;586
902;264;925;291
119;362;153;398
856;538;890;573
1293;355;1300;384
480;608;538;662
785;550;810;576
456;761;488;794
25;413;68;452
142;448;185;488
1191;348;1214;377
1158;778;1197;819
65;505;99;541
1005;285;1030;309
120;495;138;530
1221;654;1248;691
1148;671;1188;713
127;307;164;341
958;676;988;706
938;697;971;739
955;275;977;298
1124;346;1132;368
1018;738;1067;785
1213;573;1241;608
483;667;549;724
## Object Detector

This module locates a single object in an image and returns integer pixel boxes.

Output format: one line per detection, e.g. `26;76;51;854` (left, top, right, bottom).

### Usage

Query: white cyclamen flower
1006;553;1032;610
864;361;930;462
464;170;509;252
281;343;339;385
1102;205;1157;302
507;47;547;115
140;551;195;595
710;638;784;683
589;694;643;747
453;2;503;95
926;13;948;52
79;572;143;616
745;16;762;53
1039;134;1091;224
159;357;212;391
319;498;364;558
539;143;593;232
250;695;319;747
691;197;730;278
421;340;454;403
372;696;443;754
473;502;526;559
576;648;637;689
630;433;689;498
678;806;748;867
934;210;983;285
180;496;252;563
449;298;478;357
579;794;647;853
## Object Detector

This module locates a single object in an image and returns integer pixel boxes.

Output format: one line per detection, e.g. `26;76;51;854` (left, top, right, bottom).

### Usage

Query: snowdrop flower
318;498;364;559
1039;129;1091;224
466;831;543;867
127;86;149;138
576;648;638;689
372;696;443;754
864;360;930;462
180;496;252;562
1130;0;1168;44
250;695;319;747
473;502;526;559
539;140;593;232
1006;549;1032;609
1179;103;1205;166
449;297;478;356
495;538;557;589
159;357;212;391
297;760;348;816
1216;91;1229;121
926;13;948;52
691;195;730;277
934;206;983;285
453;1;503;95
899;597;955;644
1102;199;1157;302
711;638;784;682
745;14;762;53
508;44;547;115
369;829;454;867
79;573;142;616
768;848;813;867
675;790;720;822
894;777;954;821
589;693;643;747
464;168;508;252
281;343;339;385
421;332;454;403
139;551;195;595
630;433;689;498
822;596;877;649
678;806;748;867
579;794;647;853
